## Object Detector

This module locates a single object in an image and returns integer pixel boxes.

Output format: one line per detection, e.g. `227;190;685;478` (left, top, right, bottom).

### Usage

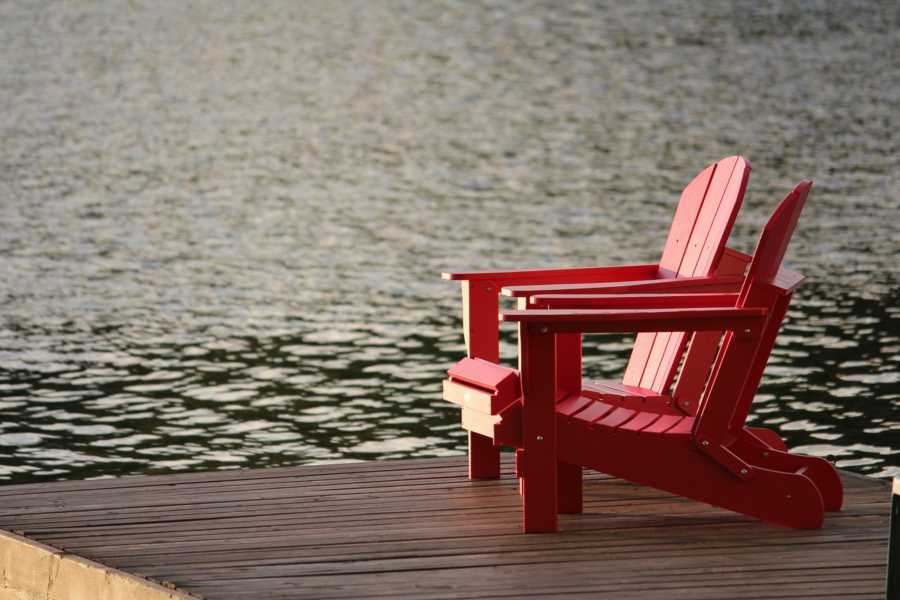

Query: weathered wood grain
0;456;890;599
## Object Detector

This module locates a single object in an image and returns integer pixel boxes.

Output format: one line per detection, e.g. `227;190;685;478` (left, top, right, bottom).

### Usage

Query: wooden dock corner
0;529;195;600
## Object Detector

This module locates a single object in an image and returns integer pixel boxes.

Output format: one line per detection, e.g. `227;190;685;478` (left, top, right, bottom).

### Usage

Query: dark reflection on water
0;0;897;483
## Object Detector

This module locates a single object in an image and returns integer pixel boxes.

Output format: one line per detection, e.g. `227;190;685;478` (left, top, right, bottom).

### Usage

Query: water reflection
0;0;897;483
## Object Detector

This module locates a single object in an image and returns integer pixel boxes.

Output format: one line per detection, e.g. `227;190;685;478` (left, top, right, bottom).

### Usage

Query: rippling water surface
1;0;898;483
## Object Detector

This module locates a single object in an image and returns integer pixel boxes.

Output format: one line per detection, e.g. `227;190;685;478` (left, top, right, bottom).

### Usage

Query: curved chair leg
742;466;826;528
469;431;501;479
735;433;843;511
558;419;827;529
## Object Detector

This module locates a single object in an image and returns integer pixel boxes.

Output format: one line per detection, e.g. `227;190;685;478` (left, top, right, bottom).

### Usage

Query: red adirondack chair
443;156;752;479
492;181;842;531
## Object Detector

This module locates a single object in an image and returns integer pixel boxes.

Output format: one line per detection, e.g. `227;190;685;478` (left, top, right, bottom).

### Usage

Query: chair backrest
623;156;751;393
738;180;811;300
696;181;811;438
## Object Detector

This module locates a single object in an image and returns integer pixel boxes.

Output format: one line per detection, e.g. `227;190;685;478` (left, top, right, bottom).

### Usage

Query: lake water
0;0;897;484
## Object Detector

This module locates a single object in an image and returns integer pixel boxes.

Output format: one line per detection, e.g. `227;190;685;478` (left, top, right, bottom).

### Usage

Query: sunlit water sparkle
0;0;897;483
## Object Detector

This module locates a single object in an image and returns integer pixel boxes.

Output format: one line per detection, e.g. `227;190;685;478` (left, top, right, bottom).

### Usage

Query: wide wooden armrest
502;274;744;298
500;307;767;334
530;292;740;309
441;263;658;284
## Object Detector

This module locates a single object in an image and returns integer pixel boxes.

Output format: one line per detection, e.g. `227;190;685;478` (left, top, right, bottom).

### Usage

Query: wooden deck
0;456;891;599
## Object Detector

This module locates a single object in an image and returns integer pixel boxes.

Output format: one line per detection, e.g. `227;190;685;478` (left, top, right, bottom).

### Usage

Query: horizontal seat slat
666;416;695;436
556;395;592;418
618;411;661;432
573;401;614;425
642;414;683;435
595;407;637;428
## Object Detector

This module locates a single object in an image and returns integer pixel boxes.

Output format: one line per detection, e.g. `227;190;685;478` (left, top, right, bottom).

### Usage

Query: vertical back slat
624;156;749;392
695;165;751;275
678;157;743;276
644;157;749;392
623;162;718;387
657;164;717;276
671;249;749;406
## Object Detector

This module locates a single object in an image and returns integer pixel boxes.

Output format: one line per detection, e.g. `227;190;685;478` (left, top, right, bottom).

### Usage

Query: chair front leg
519;323;558;532
462;280;502;479
555;332;583;514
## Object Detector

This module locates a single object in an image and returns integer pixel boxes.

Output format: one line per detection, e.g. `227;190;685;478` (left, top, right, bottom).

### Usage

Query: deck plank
0;456;890;599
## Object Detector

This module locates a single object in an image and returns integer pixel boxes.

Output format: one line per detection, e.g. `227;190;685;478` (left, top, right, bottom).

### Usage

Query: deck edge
0;529;197;600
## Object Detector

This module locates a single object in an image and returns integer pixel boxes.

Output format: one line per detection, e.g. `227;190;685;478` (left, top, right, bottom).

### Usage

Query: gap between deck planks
0;456;891;600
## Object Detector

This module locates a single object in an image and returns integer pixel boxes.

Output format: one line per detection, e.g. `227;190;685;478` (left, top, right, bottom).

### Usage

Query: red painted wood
442;263;658;282
459;281;502;479
618;411;660;432
519;323;558;533
665;416;696;436
648;331;687;392
493;401;523;448
532;292;739;309
581;380;622;396
501;307;767;331
506;273;744;298
467;432;499;480
728;289;791;432
446;159;749;488
694;160;751;276
742;181;812;288
735;429;842;511
556;395;592;417
594;407;636;428
460;281;499;363
669;241;750;411
695;182;811;445
556;412;826;529
656;162;716;275
637;336;673;391
629;156;750;393
641;414;682;435
572;401;614;424
718;246;753;275
676;156;744;276
489;182;841;530
671;330;723;413
447;357;520;400
585;380;628;395
557;462;583;514
555;333;582;399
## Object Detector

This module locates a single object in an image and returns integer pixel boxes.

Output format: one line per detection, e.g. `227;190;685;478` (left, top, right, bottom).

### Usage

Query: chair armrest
530;292;740;309
500;307;767;334
502;274;744;298
442;263;659;284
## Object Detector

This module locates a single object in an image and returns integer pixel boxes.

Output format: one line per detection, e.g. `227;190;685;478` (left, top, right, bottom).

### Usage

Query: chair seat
556;394;694;437
581;378;679;413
